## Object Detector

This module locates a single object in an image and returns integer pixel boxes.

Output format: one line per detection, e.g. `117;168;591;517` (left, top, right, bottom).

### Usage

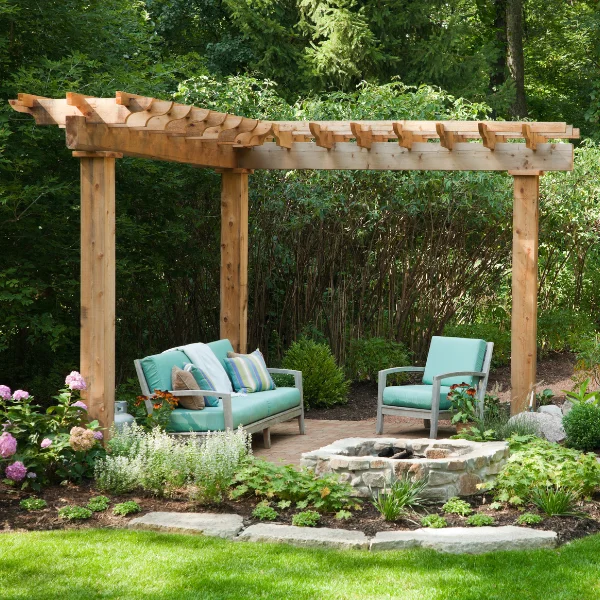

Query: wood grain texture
511;174;540;414
79;156;116;433
220;171;248;353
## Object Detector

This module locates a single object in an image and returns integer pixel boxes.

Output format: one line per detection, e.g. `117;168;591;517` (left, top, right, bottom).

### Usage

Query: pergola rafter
9;91;581;433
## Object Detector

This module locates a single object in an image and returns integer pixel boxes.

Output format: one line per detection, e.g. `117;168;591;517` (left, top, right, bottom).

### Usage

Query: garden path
253;417;452;464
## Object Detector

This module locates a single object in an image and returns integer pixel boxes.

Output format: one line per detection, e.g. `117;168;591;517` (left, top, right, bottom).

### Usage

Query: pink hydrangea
40;438;52;449
93;430;103;440
72;400;88;410
65;371;86;391
0;385;11;400
5;461;27;482
12;390;29;401
0;432;17;458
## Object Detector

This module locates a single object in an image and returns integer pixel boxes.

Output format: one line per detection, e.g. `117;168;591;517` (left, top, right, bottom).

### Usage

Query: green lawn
1;529;600;600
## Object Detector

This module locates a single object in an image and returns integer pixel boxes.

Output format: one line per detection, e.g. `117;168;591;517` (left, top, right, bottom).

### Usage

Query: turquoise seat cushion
168;387;301;433
140;350;190;393
207;339;235;368
422;336;486;387
383;385;452;410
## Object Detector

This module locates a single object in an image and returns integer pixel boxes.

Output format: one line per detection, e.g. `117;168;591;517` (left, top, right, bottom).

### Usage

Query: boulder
537;404;563;417
507;411;565;443
562;400;573;416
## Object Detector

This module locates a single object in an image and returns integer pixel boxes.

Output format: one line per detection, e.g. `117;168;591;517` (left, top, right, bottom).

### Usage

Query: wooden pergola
10;92;580;431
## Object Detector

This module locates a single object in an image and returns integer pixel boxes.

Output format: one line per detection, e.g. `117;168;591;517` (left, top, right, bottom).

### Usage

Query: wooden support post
509;171;541;414
220;170;249;352
77;151;118;433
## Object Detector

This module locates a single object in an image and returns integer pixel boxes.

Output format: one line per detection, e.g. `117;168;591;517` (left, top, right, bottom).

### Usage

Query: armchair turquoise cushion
140;350;190;393
383;385;452;410
422;336;486;387
168;387;301;433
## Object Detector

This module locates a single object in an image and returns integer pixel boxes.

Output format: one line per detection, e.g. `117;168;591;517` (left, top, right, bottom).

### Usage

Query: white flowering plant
0;372;105;490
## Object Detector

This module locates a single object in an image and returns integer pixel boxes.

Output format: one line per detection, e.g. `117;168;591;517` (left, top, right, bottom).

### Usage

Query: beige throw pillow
171;366;205;410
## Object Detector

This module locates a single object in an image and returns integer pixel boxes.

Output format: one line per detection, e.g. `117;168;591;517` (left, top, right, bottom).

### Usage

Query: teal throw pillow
185;364;220;407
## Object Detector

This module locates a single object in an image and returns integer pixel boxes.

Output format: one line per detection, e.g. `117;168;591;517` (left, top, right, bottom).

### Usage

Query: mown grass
1;529;600;599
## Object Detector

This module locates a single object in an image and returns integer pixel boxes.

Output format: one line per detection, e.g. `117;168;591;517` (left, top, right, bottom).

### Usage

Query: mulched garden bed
3;480;599;546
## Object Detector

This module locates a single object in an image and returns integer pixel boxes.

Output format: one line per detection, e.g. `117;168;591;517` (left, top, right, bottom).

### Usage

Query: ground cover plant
420;514;447;528
19;498;47;511
518;513;543;525
252;502;278;521
466;514;495;527
442;497;473;516
4;529;600;600
291;510;320;527
86;496;110;512
113;501;141;517
0;373;105;490
58;506;92;521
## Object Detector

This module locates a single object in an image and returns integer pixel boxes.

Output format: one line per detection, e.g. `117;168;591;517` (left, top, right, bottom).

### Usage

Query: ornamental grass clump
531;486;585;517
371;474;428;521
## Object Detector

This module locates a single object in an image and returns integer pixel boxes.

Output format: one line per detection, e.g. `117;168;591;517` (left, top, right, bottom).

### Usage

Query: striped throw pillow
184;363;220;407
223;349;276;394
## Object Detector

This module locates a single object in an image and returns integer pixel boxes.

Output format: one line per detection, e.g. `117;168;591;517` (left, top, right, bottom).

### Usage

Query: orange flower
153;403;161;410
466;388;476;397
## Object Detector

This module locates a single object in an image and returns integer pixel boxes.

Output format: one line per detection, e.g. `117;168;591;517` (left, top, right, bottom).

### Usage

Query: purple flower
0;432;17;458
26;472;36;479
0;385;11;400
93;430;103;440
40;438;52;449
12;390;29;401
65;371;86;391
72;400;88;411
5;461;27;482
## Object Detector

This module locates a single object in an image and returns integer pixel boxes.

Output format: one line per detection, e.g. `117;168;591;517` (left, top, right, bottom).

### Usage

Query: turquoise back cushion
140;350;190;393
422;336;487;387
207;339;235;368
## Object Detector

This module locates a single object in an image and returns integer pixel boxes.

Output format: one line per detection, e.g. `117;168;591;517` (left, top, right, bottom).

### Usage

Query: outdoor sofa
135;339;305;447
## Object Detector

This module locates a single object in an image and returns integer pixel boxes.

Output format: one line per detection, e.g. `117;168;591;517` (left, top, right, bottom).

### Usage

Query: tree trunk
506;0;527;117
489;0;508;99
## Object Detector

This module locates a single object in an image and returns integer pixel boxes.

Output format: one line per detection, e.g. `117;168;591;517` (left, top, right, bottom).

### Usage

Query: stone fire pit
300;438;509;501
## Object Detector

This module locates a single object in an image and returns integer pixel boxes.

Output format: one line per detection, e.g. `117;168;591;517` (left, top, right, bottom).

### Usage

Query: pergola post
220;169;249;352
75;151;121;433
509;170;541;414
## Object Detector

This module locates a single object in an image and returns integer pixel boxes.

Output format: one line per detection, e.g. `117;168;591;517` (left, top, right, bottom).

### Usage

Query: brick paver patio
252;418;453;464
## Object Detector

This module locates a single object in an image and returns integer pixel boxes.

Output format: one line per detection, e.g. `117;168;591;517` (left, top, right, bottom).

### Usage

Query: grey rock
370;526;557;554
562;400;573;416
538;404;563;417
128;512;244;540
507;411;565;443
238;524;369;549
362;471;386;487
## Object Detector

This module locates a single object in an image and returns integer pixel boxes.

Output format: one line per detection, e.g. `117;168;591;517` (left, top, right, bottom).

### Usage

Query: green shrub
86;496;110;512
517;512;543;525
442;497;473;516
58;506;92;521
335;510;352;520
466;514;495;526
292;510;320;527
113;501;142;516
19;498;47;511
346;337;410;382
231;458;358;512
487;439;600;505
252;502;278;521
563;403;600;451
420;514;447;528
281;338;350;408
531;486;583;517
537;310;597;356
371;475;428;521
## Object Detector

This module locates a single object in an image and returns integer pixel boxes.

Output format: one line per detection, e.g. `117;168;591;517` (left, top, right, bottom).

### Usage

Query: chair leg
429;418;439;440
424;419;431;429
376;407;384;434
298;414;305;435
262;427;271;449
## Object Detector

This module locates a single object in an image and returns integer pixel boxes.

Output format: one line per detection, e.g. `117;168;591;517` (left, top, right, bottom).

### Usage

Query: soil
2;480;599;546
307;352;578;421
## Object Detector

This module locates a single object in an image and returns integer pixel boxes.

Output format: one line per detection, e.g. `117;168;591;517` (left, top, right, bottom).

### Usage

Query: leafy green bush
537;310;597;356
281;339;350;408
231;458;358;512
371;475;428;521
466;514;495;526
113;501;141;517
531;486;583;517
563;403;600;451
252;502;278;521
442;497;473;516
19;498;47;511
420;514;447;528
292;511;320;527
517;512;543;525
346;337;410;382
487;439;600;505
86;496;110;512
58;506;92;521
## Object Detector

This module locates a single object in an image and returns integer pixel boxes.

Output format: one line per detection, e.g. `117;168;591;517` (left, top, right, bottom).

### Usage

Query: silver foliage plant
94;424;252;502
